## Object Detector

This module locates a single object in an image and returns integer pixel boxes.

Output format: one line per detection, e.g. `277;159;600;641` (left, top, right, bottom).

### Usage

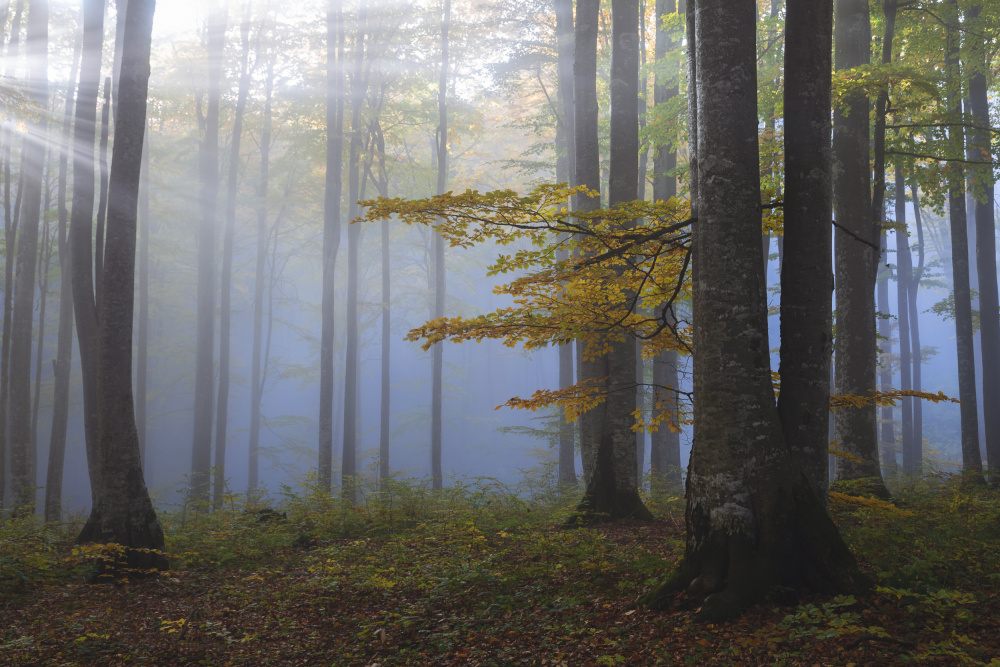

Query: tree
44;23;81;523
190;0;226;504
573;0;651;523
318;0;345;493
431;0;450;491
8;0;48;509
831;0;889;497
965;2;1000;479
77;0;167;573
214;2;250;509
68;0;106;513
894;164;915;476
943;0;981;480
642;0;866;620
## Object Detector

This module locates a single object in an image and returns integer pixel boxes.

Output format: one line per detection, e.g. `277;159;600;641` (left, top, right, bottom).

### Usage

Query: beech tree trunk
944;0;982;481
877;231;896;475
642;0;866;621
136;124;149;466
574;0;601;483
832;0;888;497
895;165;914;475
214;3;248;510
190;0;225;505
907;177;925;471
77;0;167;575
9;0;48;509
430;0;450;491
966;2;1000;479
319;0;345;493
44;28;81;523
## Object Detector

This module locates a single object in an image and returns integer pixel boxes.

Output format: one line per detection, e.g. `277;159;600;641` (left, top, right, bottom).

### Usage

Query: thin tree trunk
574;0;601;483
430;0;450;491
944;0;982;481
94;77;110;306
965;3;1000;479
9;0;48;510
908;178;924;471
895;164;914;476
31;170;54;459
44;26;81;523
249;51;274;499
877;231;896;476
68;0;105;514
136;123;149;467
190;0;225;505
214;3;248;510
319;0;345;493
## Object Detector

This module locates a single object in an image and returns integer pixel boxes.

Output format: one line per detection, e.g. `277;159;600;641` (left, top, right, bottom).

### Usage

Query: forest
2;0;1000;664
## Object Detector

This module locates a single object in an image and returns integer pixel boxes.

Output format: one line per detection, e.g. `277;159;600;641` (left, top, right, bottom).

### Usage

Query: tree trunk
554;0;576;486
877;231;896;476
78;0;167;575
214;3;248;510
965;3;1000;479
907;177;925;472
778;0;834;503
31;170;54;460
190;0;225;505
894;165;914;476
94;78;110;306
574;0;601;483
249;50;274;498
136;123;149;467
832;0;888;497
944;0;982;481
319;0;345;493
44;27;81;523
642;0;865;621
68;0;105;513
9;0;48;510
429;0;450;491
573;0;651;523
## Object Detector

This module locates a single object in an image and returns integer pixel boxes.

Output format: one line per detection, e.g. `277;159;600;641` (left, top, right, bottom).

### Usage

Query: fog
0;0;989;515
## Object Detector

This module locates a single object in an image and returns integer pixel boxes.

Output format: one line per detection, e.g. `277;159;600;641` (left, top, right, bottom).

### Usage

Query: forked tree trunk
643;0;866;621
78;0;167;574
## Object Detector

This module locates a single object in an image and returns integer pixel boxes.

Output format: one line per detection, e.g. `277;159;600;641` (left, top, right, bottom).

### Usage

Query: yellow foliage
829;491;915;517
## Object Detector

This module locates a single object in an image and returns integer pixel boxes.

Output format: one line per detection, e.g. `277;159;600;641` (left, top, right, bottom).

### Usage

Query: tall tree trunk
574;0;651;523
249;51;274;498
832;0;888;496
68;0;105;513
31;171;53;458
214;2;247;510
643;0;864;620
44;26;81;523
430;0;449;491
965;3;1000;479
877;231;896;476
136;123;149;467
895;165;914;476
341;0;370;503
9;0;48;510
574;0;601;483
94;77;110;305
190;0;225;505
78;0;167;574
554;0;576;486
778;0;834;503
907;177;925;471
318;0;345;493
944;0;982;481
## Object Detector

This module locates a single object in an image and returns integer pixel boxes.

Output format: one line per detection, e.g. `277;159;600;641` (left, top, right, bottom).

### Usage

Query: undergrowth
1;473;999;665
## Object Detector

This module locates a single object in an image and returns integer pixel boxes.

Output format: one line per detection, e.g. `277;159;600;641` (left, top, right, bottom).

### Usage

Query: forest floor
2;475;1000;666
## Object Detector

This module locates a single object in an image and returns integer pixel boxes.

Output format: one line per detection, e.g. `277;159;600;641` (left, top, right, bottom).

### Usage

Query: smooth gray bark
894;166;914;474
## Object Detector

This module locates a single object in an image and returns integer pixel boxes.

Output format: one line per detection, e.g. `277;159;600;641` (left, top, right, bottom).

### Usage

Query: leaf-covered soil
2;479;1000;665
